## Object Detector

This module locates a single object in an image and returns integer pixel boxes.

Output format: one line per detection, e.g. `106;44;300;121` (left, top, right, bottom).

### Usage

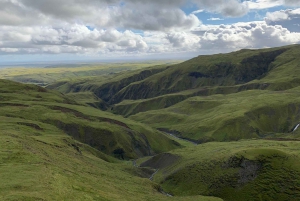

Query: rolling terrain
0;79;182;160
0;61;180;86
0;79;224;201
48;44;300;142
139;139;300;201
2;44;300;200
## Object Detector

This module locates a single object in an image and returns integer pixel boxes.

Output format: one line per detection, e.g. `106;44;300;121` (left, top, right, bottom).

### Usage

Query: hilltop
3;45;300;200
1;79;219;200
48;44;300;142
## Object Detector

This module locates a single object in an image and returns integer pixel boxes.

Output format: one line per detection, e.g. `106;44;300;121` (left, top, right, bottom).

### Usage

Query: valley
2;44;300;200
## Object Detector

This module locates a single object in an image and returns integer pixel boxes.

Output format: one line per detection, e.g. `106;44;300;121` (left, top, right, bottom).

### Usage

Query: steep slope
140;139;300;201
111;46;288;102
0;79;180;159
48;45;300;109
0;109;221;201
47;64;168;103
47;45;300;142
130;88;300;142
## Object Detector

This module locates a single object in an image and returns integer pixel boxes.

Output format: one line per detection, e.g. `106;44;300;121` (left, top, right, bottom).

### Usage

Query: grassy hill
48;44;300;142
139;139;300;201
0;119;221;201
130;88;300;142
3;44;300;200
48;45;299;103
0;79;180;159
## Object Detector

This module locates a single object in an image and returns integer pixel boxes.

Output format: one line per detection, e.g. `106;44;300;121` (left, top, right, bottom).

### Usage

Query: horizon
1;0;300;63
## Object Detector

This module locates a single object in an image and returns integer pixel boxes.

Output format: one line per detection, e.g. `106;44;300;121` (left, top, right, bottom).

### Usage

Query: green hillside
130;88;300;142
4;45;300;200
49;45;299;104
48;44;300;142
0;79;180;159
0;79;225;201
139;139;300;201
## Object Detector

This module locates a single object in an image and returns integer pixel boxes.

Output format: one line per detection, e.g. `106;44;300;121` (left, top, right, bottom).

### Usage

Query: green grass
140;139;300;201
3;45;300;200
0;61;181;86
130;88;300;141
0;79;224;200
0;79;181;159
0;117;222;201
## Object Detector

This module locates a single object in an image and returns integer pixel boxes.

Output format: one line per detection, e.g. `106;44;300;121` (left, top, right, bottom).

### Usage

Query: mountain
1;79;211;201
3;44;300;200
0;79;180;160
48;44;300;142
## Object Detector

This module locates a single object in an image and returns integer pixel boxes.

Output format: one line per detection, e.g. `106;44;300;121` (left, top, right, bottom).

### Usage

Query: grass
0;79;224;200
0;61;181;86
140;139;300;201
3;44;300;200
0;117;222;201
129;88;300;141
0;79;182;160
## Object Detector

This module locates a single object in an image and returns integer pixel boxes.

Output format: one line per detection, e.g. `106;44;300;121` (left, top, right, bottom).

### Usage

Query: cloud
192;20;300;53
193;0;249;17
0;25;150;55
208;18;224;21
166;32;200;49
102;7;200;31
246;0;300;10
0;0;200;31
265;8;300;32
284;0;300;6
247;0;283;10
0;1;300;58
191;9;204;14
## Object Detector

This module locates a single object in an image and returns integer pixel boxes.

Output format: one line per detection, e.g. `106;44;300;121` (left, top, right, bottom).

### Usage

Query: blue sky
0;0;299;64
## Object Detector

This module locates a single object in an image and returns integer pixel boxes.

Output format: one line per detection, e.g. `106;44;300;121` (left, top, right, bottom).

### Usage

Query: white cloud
246;0;300;10
0;1;299;58
193;0;249;17
191;9;204;14
192;19;300;53
166;32;200;49
247;0;283;10
0;0;200;31
284;0;300;6
208;18;224;21
0;25;151;55
265;8;300;32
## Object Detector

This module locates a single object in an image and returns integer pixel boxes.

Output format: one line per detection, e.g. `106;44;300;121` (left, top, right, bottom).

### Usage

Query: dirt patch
140;153;180;169
238;159;262;185
223;156;262;186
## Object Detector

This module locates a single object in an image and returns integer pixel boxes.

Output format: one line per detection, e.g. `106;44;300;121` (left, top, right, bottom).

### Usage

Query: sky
0;0;300;64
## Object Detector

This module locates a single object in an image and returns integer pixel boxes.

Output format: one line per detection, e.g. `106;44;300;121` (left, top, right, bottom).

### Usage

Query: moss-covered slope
0;79;180;159
140;140;300;201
